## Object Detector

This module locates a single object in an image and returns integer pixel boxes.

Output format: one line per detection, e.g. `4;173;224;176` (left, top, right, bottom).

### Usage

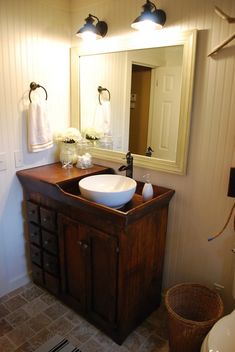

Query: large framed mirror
71;29;197;174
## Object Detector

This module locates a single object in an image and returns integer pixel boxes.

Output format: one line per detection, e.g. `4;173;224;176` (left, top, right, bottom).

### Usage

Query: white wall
0;0;71;296
71;0;235;310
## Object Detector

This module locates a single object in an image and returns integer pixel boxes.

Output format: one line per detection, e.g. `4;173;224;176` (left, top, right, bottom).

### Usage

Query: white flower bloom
54;128;82;143
82;128;103;140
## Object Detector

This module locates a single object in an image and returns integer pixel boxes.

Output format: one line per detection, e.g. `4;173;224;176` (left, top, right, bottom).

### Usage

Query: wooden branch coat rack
208;6;235;57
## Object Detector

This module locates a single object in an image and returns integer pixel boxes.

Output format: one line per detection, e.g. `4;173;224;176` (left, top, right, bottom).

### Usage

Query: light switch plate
0;152;7;171
14;150;24;168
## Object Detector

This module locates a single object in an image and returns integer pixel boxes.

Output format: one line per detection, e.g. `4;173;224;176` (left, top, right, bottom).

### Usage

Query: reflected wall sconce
76;14;108;40
131;0;166;31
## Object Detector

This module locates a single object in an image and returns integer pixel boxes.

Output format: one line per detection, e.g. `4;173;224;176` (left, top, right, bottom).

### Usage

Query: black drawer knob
77;240;89;249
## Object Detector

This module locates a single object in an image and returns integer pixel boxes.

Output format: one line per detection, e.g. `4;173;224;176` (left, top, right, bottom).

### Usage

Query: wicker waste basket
165;283;224;352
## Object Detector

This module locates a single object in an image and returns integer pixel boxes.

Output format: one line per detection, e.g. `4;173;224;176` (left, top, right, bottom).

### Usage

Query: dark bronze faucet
118;151;133;178
146;146;154;157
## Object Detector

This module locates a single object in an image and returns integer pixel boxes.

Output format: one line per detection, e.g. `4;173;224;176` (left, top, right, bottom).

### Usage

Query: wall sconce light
76;14;108;40
131;0;166;31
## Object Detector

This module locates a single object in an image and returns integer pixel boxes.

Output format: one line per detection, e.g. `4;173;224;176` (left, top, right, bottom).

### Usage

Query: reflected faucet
146;146;154;157
118;151;133;178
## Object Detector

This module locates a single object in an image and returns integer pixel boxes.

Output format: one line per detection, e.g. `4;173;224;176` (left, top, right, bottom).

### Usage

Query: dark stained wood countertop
17;162;175;223
16;162;113;185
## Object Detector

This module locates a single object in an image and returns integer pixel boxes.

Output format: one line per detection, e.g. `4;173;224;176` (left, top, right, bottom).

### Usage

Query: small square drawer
44;272;60;295
31;263;44;286
27;201;39;224
43;252;59;277
30;244;42;266
28;223;41;246
40;207;56;232
42;230;58;255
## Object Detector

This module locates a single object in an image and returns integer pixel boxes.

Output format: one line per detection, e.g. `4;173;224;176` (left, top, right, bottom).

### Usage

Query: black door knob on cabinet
77;240;89;249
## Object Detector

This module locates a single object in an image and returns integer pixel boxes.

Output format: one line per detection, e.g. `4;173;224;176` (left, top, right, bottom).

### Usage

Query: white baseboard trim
0;272;31;297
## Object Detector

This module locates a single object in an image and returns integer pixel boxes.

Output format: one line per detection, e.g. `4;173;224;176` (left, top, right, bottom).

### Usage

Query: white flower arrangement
82;128;103;141
54;128;82;144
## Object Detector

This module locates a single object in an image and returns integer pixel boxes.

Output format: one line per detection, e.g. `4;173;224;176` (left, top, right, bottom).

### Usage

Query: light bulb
131;19;162;31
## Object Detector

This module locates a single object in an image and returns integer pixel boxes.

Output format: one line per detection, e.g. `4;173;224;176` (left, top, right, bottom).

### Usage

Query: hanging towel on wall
28;101;53;152
93;100;111;135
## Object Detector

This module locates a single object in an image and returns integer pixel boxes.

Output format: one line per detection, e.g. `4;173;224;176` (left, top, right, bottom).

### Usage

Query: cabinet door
58;215;88;311
58;214;118;327
86;225;118;328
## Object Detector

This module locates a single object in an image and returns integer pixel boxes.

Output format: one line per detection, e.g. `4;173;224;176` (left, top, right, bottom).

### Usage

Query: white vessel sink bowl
79;174;137;209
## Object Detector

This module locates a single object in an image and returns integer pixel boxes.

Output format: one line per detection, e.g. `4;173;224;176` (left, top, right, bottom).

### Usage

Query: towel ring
29;82;48;103
98;86;111;105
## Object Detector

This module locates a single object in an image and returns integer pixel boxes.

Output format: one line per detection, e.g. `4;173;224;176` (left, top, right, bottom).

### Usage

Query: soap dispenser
142;174;153;201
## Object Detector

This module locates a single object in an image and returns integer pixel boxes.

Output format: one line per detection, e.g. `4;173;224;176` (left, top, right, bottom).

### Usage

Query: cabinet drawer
43;252;59;277
45;272;60;295
40;207;56;232
29;223;41;246
30;245;42;266
42;230;58;255
27;201;39;224
31;264;44;286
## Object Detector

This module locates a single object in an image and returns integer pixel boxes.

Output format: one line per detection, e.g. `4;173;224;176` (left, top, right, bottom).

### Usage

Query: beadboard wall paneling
72;0;235;310
0;0;71;296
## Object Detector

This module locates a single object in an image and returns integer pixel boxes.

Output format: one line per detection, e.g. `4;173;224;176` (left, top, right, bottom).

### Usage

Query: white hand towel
28;101;53;152
93;101;111;135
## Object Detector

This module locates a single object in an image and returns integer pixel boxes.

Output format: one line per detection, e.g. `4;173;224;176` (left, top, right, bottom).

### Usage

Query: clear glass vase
76;139;93;169
60;142;77;168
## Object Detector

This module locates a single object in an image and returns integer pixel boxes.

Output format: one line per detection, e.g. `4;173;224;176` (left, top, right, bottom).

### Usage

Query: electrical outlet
0;153;7;171
228;167;235;197
14;150;24;168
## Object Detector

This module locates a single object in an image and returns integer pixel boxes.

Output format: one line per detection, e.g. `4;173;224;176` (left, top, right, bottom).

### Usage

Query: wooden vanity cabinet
17;163;174;344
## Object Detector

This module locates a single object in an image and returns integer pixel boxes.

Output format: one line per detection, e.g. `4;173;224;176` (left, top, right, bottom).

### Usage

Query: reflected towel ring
29;82;48;103
98;85;111;105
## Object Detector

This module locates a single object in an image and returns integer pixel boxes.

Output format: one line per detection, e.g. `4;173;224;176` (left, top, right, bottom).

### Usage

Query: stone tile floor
0;282;169;352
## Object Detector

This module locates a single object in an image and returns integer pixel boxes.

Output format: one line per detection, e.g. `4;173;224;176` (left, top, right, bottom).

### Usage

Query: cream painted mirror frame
71;29;197;175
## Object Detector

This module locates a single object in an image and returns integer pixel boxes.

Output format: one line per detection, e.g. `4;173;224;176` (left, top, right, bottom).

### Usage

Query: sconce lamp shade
131;0;166;31
76;14;108;40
